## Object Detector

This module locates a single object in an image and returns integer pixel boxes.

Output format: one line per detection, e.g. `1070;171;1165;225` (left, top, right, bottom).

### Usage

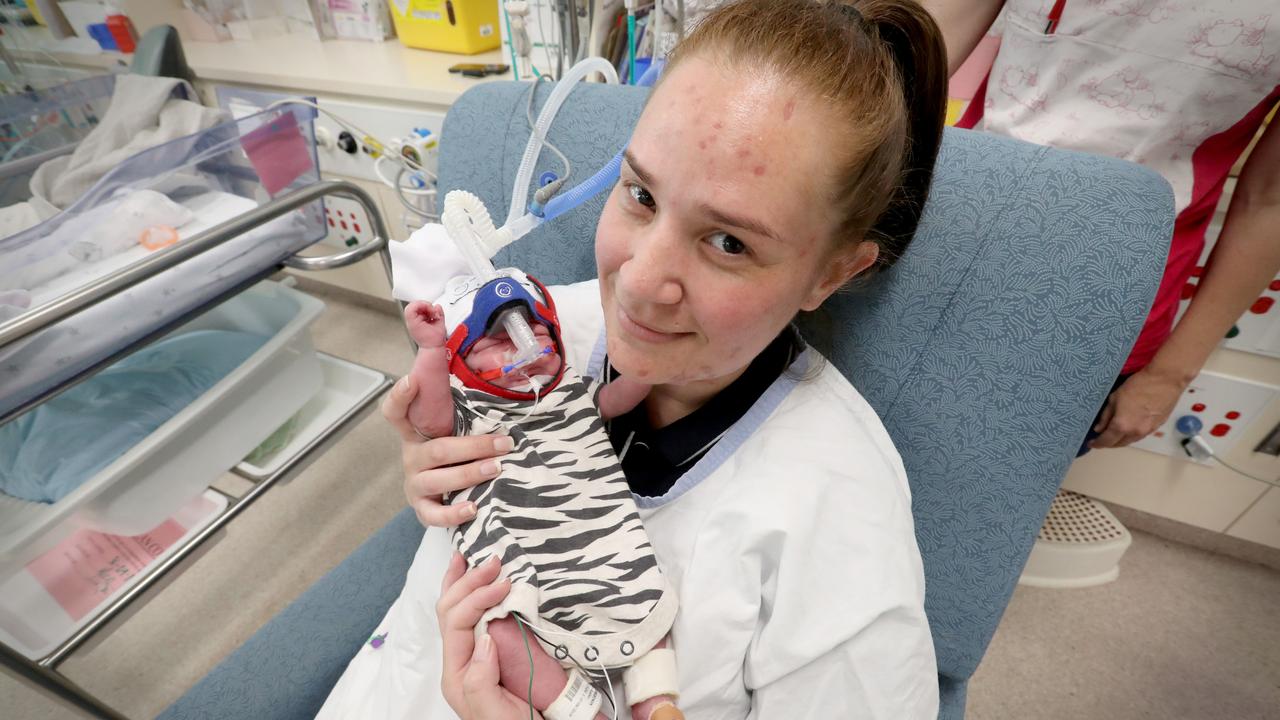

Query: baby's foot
489;616;611;717
404;301;446;348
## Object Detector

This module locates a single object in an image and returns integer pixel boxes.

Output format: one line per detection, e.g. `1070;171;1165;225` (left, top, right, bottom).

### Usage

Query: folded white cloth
388;222;471;303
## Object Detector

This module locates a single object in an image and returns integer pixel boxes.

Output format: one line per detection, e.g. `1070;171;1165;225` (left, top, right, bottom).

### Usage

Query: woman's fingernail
398;375;415;393
485;555;500;567
476;633;492;660
494;436;515;453
463;502;477;519
481;459;501;477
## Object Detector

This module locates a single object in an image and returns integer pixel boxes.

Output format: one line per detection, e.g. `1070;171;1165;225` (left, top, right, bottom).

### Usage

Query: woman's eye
708;232;748;256
627;183;655;209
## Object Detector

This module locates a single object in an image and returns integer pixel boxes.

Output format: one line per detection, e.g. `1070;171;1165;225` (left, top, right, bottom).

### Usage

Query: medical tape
622;648;680;705
544;668;604;720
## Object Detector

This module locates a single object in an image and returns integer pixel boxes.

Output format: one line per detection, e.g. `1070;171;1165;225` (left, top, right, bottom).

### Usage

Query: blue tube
540;151;624;221
636;58;664;87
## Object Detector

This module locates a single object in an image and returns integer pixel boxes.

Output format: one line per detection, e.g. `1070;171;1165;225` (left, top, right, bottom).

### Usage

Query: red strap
955;71;989;130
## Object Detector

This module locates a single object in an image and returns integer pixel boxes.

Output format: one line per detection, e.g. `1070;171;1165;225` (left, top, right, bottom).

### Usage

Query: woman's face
595;55;877;388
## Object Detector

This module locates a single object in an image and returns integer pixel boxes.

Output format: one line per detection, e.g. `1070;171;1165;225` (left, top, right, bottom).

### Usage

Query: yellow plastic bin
391;0;500;55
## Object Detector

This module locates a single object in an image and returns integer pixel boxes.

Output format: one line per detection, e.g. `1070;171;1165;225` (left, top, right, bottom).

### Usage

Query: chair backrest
437;81;1173;716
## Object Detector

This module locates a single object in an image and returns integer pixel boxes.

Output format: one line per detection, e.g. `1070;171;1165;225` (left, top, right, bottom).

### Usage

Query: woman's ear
800;241;879;311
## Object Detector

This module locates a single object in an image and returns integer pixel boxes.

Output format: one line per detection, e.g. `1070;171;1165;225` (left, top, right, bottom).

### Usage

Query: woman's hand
438;552;543;720
381;375;515;527
1089;367;1187;449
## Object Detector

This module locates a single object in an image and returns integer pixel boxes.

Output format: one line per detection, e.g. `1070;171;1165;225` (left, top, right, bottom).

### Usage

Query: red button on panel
1269;279;1280;291
1251;296;1274;314
354;223;362;233
1191;403;1206;412
1226;411;1240;420
341;221;348;230
1210;423;1231;437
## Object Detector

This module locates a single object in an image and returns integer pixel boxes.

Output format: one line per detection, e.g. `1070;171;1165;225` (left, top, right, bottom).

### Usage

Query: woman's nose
618;225;684;306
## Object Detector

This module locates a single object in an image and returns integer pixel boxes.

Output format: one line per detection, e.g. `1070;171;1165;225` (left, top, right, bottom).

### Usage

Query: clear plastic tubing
504;56;619;229
497;150;623;245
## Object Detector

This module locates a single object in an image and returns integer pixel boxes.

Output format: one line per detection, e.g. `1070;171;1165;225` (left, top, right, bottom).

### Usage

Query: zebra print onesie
446;368;678;672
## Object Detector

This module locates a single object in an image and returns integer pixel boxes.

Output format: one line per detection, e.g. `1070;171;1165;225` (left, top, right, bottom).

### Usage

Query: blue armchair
161;82;1172;719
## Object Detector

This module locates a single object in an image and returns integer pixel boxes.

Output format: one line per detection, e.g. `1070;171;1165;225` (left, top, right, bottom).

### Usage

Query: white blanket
28;74;225;213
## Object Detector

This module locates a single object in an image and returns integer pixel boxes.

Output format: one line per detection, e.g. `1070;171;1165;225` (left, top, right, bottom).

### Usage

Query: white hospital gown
317;280;938;719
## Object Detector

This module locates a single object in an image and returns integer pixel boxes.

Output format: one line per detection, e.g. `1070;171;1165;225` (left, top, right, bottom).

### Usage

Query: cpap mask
441;191;546;375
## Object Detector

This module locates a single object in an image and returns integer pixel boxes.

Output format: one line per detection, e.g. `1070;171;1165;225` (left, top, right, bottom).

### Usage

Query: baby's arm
597;375;651;420
404;302;457;439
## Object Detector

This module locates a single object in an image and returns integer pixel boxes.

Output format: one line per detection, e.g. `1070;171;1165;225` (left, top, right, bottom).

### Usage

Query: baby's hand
404;301;447;348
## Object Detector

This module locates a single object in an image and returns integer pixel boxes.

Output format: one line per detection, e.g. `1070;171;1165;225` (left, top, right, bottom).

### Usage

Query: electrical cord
517;616;536;720
513;615;619;720
264;97;436;178
1213;455;1280;486
375;155;436;195
1180;435;1280;486
265;98;442;224
394;166;437;220
534;0;557;80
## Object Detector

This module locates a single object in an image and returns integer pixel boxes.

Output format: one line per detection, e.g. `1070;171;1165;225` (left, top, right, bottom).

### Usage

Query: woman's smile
615;303;692;344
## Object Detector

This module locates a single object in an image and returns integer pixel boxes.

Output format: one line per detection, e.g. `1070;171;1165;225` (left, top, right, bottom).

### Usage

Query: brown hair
663;0;948;270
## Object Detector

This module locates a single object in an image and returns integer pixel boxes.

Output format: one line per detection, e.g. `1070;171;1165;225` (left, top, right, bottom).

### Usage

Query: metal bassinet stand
0;180;400;719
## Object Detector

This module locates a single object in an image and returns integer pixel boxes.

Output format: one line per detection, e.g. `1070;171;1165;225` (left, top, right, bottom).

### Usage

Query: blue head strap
455;277;545;357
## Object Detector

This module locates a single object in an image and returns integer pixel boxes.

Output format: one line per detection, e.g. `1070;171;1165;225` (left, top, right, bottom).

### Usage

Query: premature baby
404;270;683;720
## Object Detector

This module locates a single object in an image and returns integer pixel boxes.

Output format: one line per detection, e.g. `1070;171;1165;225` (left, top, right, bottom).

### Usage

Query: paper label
24;495;218;622
546;670;603;720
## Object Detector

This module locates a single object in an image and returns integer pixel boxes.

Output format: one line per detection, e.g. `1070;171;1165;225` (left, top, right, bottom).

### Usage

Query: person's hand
380;375;515;527
1089;367;1188;449
438;553;543;720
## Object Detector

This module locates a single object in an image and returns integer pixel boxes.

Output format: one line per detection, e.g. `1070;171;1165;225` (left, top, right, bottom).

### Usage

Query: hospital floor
3;279;1279;720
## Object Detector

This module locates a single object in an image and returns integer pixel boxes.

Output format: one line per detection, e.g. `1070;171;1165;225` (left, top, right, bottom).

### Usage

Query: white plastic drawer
0;281;324;567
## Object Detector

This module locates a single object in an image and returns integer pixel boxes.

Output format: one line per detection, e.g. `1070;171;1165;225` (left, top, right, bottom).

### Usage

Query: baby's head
437;271;564;392
461;318;562;390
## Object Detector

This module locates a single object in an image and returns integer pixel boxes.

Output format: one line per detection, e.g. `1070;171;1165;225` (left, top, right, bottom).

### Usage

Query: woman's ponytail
853;0;949;265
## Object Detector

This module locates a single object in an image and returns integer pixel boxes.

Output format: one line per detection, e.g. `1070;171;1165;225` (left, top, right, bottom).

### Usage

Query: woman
319;1;948;717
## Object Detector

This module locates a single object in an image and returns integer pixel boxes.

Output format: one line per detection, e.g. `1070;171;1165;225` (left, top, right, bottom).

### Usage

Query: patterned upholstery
161;82;1172;719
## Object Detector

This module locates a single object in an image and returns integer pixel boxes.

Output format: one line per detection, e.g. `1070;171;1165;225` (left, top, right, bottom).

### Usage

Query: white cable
395;167;437;220
264;97;435;177
536;0;557;78
375;156;437;194
1212;455;1280;486
1181;436;1280;486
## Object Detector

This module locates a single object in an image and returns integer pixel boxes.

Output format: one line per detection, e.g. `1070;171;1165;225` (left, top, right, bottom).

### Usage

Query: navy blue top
603;328;800;498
